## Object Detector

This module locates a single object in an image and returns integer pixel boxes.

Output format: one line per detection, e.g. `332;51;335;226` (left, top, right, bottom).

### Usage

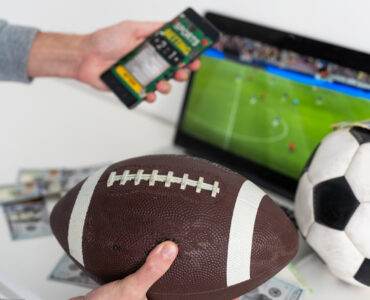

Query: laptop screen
176;13;370;197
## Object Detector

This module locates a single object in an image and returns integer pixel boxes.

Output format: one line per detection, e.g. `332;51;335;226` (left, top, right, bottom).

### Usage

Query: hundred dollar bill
240;277;304;300
19;164;110;197
18;163;109;185
0;182;41;204
17;168;65;197
38;179;64;197
18;170;69;198
17;168;64;184
3;197;52;240
49;254;99;288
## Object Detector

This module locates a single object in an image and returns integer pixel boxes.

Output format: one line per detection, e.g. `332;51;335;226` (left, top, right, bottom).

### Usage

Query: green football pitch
182;56;370;179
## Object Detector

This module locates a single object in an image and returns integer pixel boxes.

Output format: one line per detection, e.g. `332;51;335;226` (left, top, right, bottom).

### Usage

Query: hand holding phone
101;8;220;109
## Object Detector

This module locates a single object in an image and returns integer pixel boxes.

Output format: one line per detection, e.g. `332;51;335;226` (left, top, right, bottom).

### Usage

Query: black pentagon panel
313;176;359;230
349;127;370;145
355;259;370;286
300;143;320;177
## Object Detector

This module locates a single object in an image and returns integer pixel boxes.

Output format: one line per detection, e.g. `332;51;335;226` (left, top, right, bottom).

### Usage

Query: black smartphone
101;7;220;109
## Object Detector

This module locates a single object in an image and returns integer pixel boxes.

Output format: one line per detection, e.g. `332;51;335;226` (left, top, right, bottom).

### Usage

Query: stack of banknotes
0;165;307;299
0;164;108;241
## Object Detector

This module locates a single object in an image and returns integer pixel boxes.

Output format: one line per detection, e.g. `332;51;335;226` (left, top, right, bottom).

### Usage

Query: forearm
27;32;87;80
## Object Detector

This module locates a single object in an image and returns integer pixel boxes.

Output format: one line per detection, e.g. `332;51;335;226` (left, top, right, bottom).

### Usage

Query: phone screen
124;42;170;87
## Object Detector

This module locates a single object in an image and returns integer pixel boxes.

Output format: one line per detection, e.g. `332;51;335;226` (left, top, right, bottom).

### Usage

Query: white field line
223;69;246;149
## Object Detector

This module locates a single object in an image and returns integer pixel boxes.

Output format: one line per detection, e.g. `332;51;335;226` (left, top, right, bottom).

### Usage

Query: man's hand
76;21;200;102
70;241;178;300
27;21;200;102
70;241;239;300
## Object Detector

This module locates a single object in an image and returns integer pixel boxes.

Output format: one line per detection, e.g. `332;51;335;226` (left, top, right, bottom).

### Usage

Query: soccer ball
294;126;370;287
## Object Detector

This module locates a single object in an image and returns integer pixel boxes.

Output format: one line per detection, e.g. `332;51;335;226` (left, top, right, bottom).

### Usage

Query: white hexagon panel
345;143;370;203
307;128;359;185
294;172;314;237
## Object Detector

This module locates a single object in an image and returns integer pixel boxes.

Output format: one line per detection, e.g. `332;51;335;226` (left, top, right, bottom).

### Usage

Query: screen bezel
174;11;370;200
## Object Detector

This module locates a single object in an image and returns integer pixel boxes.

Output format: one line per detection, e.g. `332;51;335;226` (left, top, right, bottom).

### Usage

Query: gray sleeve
0;19;39;83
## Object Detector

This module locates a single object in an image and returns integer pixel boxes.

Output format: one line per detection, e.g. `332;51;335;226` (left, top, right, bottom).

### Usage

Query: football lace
107;169;220;197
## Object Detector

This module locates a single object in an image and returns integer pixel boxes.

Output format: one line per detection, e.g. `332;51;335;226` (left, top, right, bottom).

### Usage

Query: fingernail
163;83;171;93
182;71;190;80
160;244;177;260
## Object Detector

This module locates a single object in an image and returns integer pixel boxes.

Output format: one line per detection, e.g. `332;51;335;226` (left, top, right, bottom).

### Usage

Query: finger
129;241;178;294
97;80;111;91
188;59;201;71
146;92;156;103
133;21;165;38
156;81;171;94
174;69;190;81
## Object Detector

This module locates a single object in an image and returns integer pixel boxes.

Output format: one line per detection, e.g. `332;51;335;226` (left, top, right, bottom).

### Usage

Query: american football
50;155;299;300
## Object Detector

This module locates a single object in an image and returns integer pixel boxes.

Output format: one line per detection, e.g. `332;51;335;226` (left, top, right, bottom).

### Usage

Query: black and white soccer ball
294;126;370;287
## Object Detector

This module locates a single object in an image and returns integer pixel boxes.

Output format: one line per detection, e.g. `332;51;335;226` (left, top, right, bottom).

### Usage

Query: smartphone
101;7;220;109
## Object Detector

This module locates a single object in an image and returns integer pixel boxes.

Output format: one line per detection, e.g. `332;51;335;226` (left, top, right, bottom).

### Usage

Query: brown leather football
50;155;298;300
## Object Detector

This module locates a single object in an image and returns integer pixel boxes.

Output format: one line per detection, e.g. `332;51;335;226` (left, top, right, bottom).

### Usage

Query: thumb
127;241;178;296
133;21;165;38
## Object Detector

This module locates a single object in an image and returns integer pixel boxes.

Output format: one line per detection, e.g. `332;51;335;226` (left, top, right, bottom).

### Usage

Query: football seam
298;171;314;238
106;169;221;197
343;226;369;267
307;130;360;185
342;144;362;178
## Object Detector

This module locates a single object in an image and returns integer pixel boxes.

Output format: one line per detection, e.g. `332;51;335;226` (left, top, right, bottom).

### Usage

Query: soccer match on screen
182;32;370;179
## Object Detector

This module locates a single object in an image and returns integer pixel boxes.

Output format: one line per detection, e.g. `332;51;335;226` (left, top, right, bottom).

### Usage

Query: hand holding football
51;155;298;299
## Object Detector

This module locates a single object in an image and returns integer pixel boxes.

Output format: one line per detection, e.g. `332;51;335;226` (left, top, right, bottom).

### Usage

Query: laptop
158;14;370;297
160;11;370;213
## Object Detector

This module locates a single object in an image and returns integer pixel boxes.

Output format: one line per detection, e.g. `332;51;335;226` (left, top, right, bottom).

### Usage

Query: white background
1;1;370;299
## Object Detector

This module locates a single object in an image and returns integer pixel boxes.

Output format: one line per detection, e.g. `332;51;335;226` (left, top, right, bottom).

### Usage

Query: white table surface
1;1;370;299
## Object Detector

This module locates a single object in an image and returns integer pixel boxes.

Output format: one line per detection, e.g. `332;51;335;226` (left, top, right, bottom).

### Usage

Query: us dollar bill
2;197;52;240
240;277;304;300
18;164;109;197
17;168;64;184
0;182;41;205
18;164;109;185
49;254;99;288
18;169;67;197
